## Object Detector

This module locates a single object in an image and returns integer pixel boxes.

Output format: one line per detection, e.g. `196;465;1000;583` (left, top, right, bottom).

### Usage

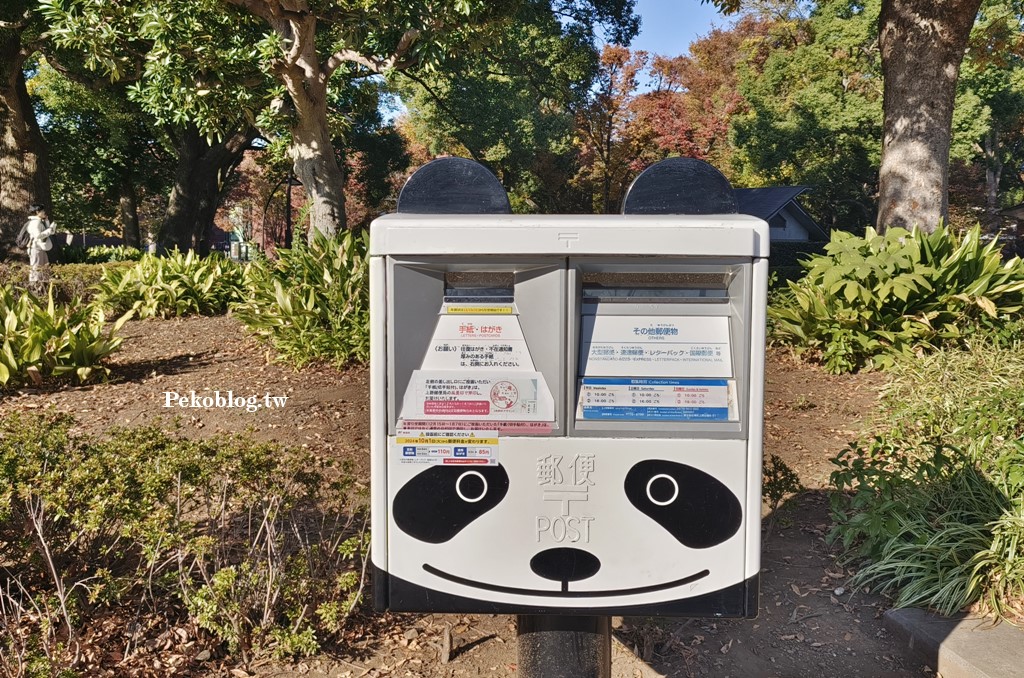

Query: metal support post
516;615;611;678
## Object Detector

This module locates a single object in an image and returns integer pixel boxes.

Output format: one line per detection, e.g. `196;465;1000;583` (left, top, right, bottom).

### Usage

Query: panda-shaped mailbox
370;157;768;617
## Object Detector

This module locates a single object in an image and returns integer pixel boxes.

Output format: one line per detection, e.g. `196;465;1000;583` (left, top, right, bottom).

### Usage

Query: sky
629;0;726;58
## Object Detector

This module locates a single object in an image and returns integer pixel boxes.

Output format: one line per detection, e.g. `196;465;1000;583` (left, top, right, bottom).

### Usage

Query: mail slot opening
581;272;731;303
444;272;515;303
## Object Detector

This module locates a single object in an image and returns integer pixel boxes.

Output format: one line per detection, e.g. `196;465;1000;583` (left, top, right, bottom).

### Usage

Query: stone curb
883;608;1024;678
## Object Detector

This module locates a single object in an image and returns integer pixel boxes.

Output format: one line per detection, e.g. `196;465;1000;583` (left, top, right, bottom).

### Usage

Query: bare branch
0;10;31;30
324;27;421;78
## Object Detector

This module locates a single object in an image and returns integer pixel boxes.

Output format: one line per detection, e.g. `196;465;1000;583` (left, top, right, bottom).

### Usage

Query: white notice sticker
400;371;555;421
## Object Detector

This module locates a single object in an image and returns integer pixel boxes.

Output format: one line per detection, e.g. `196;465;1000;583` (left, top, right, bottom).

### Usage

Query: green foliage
0;285;128;387
770;225;1024;373
92;251;246;319
763;453;804;513
233;231;370;367
831;439;1024;620
830;339;1024;621
730;0;882;229
61;245;144;264
27;62;174;235
0;414;367;671
0;262;137;304
880;337;1024;446
397;1;615;213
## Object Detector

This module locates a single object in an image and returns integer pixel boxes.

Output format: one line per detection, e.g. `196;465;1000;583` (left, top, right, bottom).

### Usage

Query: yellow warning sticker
445;306;513;315
396;437;499;446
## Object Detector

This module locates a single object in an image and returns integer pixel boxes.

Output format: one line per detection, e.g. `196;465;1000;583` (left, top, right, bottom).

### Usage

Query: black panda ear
624;460;742;549
393;465;510;543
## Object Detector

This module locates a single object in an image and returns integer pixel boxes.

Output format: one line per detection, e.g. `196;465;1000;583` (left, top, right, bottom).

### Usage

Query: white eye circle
646;474;679;506
456;471;488;503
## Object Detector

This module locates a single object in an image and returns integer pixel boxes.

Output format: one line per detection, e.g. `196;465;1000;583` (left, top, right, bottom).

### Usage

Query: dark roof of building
734;186;811;220
1000;203;1024;219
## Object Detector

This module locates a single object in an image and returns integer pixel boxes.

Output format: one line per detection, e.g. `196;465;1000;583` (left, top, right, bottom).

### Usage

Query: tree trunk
161;125;255;252
119;173;142;248
274;11;347;242
289;98;347;242
876;0;982;233
0;34;50;255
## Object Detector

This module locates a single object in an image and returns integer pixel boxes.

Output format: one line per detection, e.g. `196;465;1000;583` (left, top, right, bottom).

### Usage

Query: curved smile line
422;564;710;598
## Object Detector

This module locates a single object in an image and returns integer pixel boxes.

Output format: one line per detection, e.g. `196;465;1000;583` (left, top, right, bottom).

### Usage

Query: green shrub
771;225;1024;373
92;250;246;318
62;244;144;264
0;413;367;672
831;440;1024;620
0;262;136;304
0;285;129;387
233;230;369;367
830;340;1024;621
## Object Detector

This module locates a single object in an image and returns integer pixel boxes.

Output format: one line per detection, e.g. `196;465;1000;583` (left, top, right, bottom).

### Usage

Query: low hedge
0;261;137;304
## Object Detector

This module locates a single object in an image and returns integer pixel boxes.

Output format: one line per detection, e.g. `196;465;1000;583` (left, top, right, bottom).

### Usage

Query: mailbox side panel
745;257;769;586
370;255;389;610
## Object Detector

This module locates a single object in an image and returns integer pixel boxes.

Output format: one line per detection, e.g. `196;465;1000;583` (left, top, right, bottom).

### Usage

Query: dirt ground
0;316;931;677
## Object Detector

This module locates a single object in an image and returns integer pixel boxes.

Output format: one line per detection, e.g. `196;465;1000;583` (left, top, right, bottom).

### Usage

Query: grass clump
829;336;1024;622
771;225;1024;373
233;230;369;368
61;245;144;264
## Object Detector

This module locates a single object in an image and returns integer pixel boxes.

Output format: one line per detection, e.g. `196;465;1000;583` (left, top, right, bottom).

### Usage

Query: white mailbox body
370;214;769;616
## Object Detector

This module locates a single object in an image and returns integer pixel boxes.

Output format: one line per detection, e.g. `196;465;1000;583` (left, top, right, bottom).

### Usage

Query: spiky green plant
771;225;1024;373
92;250;245;319
0;285;129;386
233;230;369;367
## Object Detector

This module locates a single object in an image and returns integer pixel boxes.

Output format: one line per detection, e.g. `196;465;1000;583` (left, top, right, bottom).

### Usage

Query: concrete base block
883;608;1024;678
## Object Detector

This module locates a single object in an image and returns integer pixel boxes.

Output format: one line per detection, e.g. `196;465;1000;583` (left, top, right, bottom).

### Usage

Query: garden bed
0;316;929;676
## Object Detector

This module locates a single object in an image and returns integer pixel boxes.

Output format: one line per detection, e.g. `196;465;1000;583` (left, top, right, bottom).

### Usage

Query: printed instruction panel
579;315;732;378
399;309;556;424
577;315;736;421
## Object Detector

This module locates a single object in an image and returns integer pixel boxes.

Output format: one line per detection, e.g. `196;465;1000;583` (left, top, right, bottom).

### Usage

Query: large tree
397;1;636;214
709;0;984;232
46;0;637;240
224;0;638;234
0;4;49;254
730;1;883;229
631;16;775;171
42;0;272;250
574;45;654;213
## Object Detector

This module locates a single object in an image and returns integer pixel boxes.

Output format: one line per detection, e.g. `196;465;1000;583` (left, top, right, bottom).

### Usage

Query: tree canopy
6;0;1024;254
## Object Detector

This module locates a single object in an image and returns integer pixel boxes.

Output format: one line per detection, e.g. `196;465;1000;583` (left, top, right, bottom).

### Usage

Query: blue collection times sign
578;377;733;421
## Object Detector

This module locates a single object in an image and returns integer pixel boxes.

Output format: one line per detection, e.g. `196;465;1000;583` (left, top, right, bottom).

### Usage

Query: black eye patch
624;460;742;549
393;465;510;543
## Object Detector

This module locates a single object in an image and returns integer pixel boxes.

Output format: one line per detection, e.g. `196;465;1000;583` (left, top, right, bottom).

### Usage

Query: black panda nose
530;548;601;590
